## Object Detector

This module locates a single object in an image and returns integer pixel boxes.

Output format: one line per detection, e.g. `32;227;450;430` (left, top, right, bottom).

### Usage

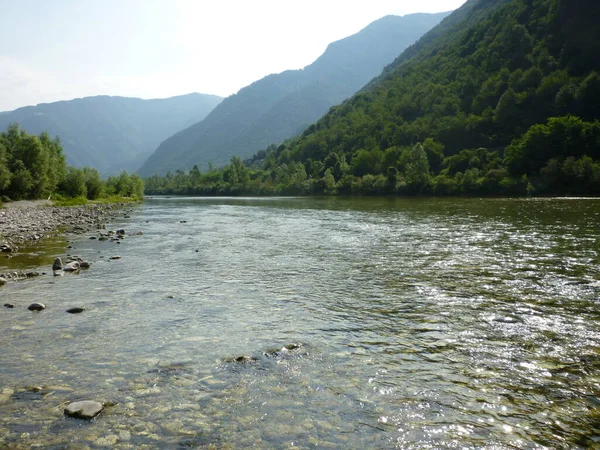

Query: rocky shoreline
0;200;132;284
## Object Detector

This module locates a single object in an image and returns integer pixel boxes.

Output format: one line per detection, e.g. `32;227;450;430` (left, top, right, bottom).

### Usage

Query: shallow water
1;197;599;449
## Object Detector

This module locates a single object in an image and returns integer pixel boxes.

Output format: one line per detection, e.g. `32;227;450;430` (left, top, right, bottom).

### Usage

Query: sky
0;0;466;112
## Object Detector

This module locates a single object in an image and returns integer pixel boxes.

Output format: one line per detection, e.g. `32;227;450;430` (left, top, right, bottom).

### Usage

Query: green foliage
105;171;144;199
505;115;600;175
52;195;89;206
0;124;145;202
0;124;67;200
83;167;103;200
60;167;87;198
144;0;600;198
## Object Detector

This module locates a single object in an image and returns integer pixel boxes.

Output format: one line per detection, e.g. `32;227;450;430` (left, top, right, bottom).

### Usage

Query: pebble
93;435;118;446
3;303;14;308
0;201;128;259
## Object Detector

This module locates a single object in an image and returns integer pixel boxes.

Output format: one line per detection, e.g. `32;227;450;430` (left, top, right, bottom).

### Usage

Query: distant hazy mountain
138;12;451;176
0;93;223;175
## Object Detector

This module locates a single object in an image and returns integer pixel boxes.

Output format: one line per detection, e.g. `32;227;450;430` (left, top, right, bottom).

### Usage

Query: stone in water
64;400;104;419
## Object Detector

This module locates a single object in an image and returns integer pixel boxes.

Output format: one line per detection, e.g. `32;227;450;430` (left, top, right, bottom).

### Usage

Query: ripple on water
1;197;600;448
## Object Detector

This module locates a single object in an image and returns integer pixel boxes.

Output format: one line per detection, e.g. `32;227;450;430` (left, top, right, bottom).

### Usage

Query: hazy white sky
0;0;466;112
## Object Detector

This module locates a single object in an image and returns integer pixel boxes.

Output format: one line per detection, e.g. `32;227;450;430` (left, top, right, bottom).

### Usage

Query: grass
91;195;142;204
51;195;143;207
52;195;89;206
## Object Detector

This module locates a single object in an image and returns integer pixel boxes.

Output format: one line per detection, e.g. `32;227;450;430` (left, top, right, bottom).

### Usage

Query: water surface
1;197;599;448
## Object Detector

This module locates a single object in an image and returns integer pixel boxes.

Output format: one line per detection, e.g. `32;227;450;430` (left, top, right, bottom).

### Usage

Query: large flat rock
64;400;104;419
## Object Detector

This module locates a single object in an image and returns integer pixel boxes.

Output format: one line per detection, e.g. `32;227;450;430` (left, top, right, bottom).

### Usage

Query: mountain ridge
0;93;223;175
138;11;451;176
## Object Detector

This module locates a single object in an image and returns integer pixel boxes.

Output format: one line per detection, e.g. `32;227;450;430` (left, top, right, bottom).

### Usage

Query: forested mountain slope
236;0;600;196
0;93;222;175
138;12;450;176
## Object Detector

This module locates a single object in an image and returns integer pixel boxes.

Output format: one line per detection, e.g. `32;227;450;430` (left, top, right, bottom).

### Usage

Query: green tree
61;167;87;198
0;141;11;192
83;167;103;199
403;143;431;193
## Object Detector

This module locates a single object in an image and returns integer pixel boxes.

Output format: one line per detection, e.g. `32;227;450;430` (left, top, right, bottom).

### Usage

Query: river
1;197;599;449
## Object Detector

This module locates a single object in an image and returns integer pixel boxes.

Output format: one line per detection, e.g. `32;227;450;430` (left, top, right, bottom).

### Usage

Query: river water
0;197;599;449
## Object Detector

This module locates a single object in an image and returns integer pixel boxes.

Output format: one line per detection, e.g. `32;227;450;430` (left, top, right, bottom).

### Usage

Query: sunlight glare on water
0;196;599;448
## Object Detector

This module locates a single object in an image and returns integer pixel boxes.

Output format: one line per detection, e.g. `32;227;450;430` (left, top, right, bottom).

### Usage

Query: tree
83;167;103;199
61;167;87;198
403;143;431;194
0;141;11;192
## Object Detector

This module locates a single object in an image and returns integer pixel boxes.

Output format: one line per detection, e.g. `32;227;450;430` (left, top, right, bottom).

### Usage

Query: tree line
144;115;600;197
0;124;143;203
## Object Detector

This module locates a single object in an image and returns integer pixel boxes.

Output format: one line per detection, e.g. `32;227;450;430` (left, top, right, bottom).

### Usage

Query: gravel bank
0;200;130;279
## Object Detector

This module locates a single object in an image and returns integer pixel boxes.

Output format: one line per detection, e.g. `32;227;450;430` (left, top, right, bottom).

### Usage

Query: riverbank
0;200;132;283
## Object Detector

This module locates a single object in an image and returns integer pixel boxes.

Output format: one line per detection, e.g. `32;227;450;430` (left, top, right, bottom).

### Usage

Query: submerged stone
264;343;304;358
64;400;104;419
28;302;46;311
66;307;85;314
225;355;259;364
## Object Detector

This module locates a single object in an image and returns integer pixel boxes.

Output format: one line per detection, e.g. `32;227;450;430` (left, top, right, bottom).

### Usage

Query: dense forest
145;0;600;197
0;124;144;203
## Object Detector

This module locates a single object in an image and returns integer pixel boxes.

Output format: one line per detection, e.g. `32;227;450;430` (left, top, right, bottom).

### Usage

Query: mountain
0;93;223;175
145;0;600;199
138;12;451;176
243;0;600;196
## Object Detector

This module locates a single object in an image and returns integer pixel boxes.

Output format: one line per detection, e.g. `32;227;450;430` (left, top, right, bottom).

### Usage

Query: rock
79;261;91;269
0;244;12;253
225;355;259;364
66;307;85;314
64;261;80;271
180;220;187;223
28;302;46;311
116;229;125;236
4;303;15;308
89;236;97;240
118;430;131;441
109;255;121;260
64;400;104;419
53;270;64;277
0;276;6;286
52;257;63;271
94;435;119;446
264;343;304;358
